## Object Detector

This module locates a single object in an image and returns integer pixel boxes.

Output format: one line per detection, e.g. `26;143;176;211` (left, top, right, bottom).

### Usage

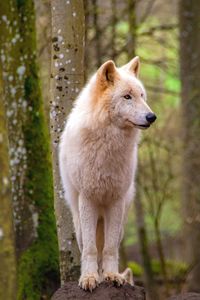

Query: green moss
18;242;59;300
17;57;59;299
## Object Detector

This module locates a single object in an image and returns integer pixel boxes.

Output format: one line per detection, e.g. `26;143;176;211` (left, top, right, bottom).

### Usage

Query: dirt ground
51;281;145;300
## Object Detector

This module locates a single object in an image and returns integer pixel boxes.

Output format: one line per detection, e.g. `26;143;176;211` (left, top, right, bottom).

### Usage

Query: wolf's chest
78;140;134;201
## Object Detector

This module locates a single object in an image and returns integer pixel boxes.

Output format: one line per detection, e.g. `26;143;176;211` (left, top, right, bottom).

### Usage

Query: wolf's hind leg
62;176;82;251
96;217;104;282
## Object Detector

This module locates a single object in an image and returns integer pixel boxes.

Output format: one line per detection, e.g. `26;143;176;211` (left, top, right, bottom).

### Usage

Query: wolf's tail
96;217;104;277
121;267;134;286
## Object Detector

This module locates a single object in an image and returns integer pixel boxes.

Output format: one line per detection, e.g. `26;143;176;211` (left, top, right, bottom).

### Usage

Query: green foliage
128;259;188;280
116;21;129;36
167;260;189;279
128;261;144;277
151;259;189;279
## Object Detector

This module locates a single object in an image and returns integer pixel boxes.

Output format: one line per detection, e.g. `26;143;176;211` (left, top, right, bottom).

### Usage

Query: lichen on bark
0;72;16;300
50;0;85;284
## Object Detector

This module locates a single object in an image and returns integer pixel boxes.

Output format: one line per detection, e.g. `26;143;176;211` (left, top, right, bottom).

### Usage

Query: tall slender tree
125;1;158;298
0;75;16;300
179;0;200;292
50;0;85;284
0;1;59;299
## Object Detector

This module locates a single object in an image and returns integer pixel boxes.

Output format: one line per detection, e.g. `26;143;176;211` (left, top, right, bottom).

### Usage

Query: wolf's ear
122;56;140;77
97;60;117;85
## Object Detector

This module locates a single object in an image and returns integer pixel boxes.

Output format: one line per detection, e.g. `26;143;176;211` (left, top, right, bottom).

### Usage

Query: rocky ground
51;281;145;300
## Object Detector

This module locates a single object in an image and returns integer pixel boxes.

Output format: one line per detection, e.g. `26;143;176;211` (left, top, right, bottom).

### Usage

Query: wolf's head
92;57;156;129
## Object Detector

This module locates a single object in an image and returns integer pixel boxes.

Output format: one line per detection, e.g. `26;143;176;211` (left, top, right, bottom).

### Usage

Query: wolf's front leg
103;200;126;285
78;195;100;291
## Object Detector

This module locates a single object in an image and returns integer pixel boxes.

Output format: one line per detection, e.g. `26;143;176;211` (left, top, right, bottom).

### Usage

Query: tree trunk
92;0;102;67
135;188;159;300
127;0;137;60
50;0;85;284
179;0;200;292
127;1;158;298
111;0;117;61
0;75;16;300
34;0;51;122
0;1;59;298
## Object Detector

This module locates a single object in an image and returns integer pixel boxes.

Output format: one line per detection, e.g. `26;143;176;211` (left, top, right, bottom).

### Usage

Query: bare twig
139;0;157;24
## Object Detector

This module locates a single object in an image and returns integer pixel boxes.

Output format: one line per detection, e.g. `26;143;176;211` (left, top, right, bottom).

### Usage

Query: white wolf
59;57;156;291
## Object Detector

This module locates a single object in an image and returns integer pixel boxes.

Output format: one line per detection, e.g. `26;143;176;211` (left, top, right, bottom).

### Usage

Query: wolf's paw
103;272;126;286
79;272;100;292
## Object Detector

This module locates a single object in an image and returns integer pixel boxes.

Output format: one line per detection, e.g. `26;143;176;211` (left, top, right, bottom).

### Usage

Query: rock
51;281;145;300
168;293;200;300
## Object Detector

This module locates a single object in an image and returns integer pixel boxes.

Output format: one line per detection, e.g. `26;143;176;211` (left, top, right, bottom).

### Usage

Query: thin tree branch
145;85;180;96
139;0;157;24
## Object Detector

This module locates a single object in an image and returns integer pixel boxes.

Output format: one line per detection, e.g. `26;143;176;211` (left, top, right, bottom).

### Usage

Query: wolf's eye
141;93;144;97
124;94;132;100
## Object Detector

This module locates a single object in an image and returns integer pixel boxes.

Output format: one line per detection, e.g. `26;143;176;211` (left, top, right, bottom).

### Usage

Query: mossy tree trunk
50;0;85;284
0;73;16;300
0;1;59;299
179;0;200;292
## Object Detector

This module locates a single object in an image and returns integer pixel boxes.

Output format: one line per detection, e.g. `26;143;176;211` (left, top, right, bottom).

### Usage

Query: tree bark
0;1;59;298
179;0;200;292
0;74;16;300
50;0;85;284
34;0;51;122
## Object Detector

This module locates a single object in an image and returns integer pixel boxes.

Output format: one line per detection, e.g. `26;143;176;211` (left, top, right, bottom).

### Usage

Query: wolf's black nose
146;113;157;124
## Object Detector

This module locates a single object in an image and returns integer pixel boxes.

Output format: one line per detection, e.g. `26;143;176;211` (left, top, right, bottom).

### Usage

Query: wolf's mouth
134;124;150;129
126;120;150;129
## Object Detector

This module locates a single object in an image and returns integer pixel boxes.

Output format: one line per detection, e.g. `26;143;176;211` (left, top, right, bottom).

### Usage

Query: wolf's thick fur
59;57;156;291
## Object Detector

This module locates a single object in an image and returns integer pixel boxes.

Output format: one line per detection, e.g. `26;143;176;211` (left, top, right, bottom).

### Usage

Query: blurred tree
111;0;117;60
92;0;102;67
0;1;59;299
135;185;159;300
127;0;137;60
124;1;158;298
34;0;51;123
179;0;200;292
138;129;178;296
0;74;16;300
50;0;84;283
